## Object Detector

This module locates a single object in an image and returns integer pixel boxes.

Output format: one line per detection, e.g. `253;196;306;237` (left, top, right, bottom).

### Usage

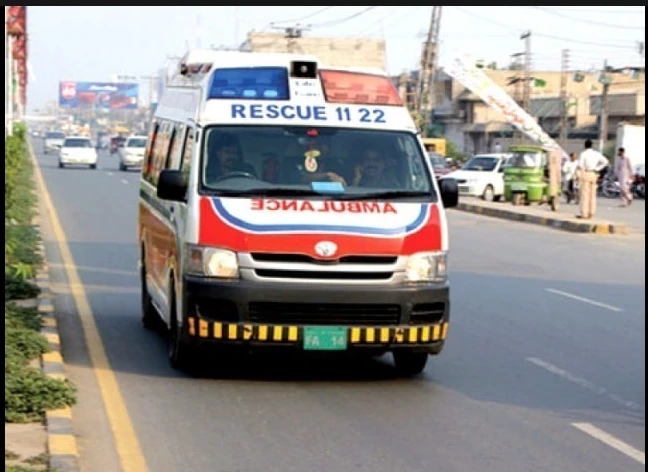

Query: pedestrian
576;139;609;219
614;147;634;207
562;152;579;203
494;141;502;153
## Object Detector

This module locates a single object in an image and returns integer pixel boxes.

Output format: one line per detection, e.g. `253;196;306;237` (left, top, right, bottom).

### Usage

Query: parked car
118;135;147;171
427;152;452;180
440;153;511;201
58;136;98;169
43;131;66;154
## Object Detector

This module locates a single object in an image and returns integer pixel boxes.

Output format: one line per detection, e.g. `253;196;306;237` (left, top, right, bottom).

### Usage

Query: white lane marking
572;422;645;465
526;357;643;412
545;288;622;312
121;179;128;184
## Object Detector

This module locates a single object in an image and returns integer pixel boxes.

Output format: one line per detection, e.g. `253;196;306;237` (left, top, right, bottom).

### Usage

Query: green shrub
5;360;77;423
5;304;41;331
4;273;39;301
5;328;49;363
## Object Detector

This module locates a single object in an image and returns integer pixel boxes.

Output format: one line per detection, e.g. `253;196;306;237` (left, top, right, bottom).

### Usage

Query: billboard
59;81;139;109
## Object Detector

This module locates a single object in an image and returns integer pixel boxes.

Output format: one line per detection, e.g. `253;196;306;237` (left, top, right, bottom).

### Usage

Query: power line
529;6;645;30
270;6;336;25
539;7;645;14
309;7;378;28
452;6;639;50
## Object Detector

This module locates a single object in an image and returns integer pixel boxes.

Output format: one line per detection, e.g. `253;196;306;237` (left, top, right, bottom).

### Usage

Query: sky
26;6;645;112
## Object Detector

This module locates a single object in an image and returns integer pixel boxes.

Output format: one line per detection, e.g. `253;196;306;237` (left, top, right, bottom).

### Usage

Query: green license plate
303;326;348;351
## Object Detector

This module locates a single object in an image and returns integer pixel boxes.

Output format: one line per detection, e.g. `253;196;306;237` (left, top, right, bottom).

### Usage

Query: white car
59;136;98;169
118;135;147;171
43;131;66;154
441;153;511;201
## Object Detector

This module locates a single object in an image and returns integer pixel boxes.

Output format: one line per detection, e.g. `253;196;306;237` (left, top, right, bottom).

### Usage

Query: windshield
126;137;147;148
428;152;447;169
509;151;544;168
200;126;435;201
47;132;65;140
63;138;92;148
462;156;499;172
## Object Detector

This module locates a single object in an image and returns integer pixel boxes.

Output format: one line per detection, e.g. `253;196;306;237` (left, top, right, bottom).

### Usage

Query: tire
58;162;64;169
392;350;429;377
512;193;524;206
140;256;158;330
167;278;194;371
90;163;97;170
550;195;559;212
119;163;126;172
482;185;495;202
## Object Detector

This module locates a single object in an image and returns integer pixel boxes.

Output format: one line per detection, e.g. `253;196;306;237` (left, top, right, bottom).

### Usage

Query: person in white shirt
562;152;579;204
576;139;609;219
494;141;502;153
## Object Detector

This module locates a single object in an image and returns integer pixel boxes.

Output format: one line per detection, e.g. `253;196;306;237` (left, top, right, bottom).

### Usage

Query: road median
454;198;629;235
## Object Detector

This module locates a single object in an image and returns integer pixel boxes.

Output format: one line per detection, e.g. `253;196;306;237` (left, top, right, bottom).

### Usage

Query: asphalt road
33;141;645;472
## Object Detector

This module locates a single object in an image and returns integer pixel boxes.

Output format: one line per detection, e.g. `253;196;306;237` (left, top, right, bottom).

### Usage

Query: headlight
185;244;239;279
405;251;447;283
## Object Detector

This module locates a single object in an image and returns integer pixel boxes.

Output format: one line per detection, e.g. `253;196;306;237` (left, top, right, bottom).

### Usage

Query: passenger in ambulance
204;132;257;183
351;145;400;188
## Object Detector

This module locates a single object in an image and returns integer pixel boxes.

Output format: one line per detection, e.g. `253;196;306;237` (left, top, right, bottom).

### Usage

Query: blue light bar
208;67;289;100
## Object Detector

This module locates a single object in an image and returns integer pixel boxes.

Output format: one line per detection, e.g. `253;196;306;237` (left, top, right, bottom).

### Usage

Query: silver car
118;135;147;171
44;131;66;154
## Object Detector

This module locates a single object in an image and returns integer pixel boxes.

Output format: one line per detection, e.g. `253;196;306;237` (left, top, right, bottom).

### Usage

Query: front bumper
182;276;450;353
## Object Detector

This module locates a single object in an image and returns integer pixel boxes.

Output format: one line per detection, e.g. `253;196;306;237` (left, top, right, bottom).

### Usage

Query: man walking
576;139;609;219
614;147;634;207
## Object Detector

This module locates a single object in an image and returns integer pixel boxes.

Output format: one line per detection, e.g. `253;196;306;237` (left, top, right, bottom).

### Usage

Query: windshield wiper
337;190;432;201
206;188;327;197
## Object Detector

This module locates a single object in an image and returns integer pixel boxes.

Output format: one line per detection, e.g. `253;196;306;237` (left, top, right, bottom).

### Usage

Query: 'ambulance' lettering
250;199;398;214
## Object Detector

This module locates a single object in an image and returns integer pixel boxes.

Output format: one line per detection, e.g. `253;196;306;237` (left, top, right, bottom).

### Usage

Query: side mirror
439;178;459;208
157;169;187;202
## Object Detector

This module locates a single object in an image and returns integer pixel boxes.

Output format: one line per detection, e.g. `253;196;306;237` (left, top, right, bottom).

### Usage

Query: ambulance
138;49;459;376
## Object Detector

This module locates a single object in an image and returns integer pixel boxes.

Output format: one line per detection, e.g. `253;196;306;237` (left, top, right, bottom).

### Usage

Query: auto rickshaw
503;144;561;211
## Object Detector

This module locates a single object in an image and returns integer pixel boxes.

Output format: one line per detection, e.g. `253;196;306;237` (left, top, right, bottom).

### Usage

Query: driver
205;132;256;183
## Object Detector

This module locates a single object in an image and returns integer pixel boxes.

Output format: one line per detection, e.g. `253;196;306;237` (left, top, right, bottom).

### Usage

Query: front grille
455;179;467;184
251;253;397;265
248;302;401;325
254;269;392;280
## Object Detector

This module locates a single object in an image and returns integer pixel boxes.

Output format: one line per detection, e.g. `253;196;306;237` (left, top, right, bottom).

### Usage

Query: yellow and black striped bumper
187;318;449;346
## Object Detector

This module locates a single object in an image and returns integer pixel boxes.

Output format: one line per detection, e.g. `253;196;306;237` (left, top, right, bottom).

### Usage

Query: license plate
303;326;348;351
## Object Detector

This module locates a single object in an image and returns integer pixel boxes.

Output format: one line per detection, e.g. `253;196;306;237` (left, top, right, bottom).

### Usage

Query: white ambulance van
138;49;459;376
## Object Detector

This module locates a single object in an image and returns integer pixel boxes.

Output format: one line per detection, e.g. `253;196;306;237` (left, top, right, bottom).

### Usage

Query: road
33;142;645;472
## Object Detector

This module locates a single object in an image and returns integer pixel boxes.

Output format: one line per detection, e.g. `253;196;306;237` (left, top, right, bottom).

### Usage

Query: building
431;66;645;155
244;31;386;70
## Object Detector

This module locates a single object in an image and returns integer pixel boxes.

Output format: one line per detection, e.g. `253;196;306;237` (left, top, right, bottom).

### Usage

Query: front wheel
482;185;495;202
392;350;429;377
512;192;524;206
90;163;97;170
167;280;194;372
140;259;158;330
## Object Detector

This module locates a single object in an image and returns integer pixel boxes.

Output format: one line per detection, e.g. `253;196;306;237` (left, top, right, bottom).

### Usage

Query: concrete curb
30;153;81;472
455;202;630;235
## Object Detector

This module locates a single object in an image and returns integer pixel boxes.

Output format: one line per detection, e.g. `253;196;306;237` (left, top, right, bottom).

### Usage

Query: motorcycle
631;172;645;199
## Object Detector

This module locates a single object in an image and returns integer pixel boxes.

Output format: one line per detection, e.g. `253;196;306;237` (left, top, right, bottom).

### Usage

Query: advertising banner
59;81;139;109
443;53;567;157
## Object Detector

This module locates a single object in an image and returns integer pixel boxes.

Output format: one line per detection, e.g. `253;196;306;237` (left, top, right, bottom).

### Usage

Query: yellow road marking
29;143;149;472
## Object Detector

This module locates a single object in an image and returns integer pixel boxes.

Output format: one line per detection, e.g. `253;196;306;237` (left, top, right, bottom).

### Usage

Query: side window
150;121;172;185
167;124;185;170
143;122;159;181
180;127;195;183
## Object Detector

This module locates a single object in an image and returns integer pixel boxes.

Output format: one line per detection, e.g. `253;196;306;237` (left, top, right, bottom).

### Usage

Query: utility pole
521;30;532;112
417;6;443;137
559;49;570;145
598;59;610;153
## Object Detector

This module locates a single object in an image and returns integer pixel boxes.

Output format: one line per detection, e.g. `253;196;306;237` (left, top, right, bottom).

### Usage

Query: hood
443;169;491;180
198;197;444;257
